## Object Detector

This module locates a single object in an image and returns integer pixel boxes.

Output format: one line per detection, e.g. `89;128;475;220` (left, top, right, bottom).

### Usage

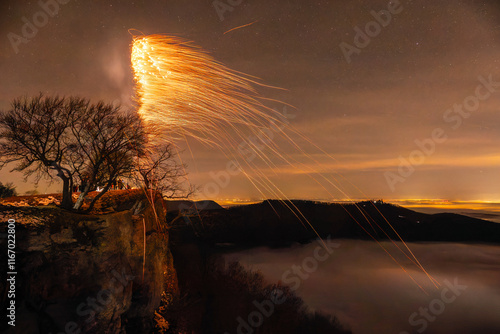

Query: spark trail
130;34;437;291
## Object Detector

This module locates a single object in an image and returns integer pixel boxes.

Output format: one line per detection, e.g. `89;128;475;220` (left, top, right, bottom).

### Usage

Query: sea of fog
225;239;500;334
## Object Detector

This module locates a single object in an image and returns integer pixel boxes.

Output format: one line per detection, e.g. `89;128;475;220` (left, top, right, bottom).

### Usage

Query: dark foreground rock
0;190;178;334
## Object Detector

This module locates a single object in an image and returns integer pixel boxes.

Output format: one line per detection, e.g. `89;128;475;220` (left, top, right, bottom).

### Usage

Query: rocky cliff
0;190;178;334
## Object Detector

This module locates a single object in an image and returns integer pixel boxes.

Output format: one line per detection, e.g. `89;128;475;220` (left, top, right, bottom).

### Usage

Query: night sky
1;0;500;202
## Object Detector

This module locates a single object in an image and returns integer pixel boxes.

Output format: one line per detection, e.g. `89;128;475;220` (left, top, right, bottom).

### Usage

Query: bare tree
135;143;194;199
70;103;147;211
0;94;87;208
0;94;147;211
0;93;194;211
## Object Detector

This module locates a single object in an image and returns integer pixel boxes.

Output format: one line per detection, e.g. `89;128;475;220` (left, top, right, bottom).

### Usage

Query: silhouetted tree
136;143;195;199
0;182;16;198
0;94;87;208
0;94;148;211
0;93;194;211
69;102;147;211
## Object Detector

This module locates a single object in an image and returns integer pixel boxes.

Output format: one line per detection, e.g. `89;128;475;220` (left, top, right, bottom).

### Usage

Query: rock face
0;190;178;334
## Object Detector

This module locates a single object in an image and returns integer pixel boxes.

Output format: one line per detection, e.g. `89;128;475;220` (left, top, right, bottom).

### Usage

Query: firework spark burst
130;34;437;292
131;34;287;146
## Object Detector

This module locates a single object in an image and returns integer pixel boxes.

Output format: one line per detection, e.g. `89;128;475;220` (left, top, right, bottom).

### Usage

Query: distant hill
168;199;500;247
164;199;223;212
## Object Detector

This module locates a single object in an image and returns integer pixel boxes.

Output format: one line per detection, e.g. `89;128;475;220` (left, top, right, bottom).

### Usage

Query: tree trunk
60;177;73;209
50;163;74;210
85;181;113;213
73;183;91;211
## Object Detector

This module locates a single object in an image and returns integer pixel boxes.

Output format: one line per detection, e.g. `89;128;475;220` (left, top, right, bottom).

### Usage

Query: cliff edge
0;189;178;334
